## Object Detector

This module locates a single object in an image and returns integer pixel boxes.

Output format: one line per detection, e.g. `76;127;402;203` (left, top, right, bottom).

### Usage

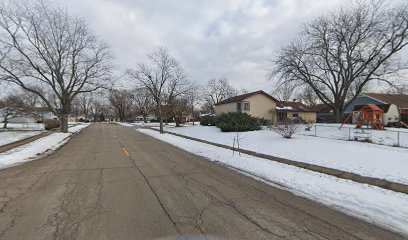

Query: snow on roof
276;101;315;112
276;106;293;110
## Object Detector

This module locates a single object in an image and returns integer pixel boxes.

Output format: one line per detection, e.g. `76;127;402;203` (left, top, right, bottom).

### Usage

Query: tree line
1;0;408;132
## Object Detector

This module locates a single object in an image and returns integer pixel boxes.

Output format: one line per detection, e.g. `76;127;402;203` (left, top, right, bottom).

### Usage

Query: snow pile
0;131;42;146
68;123;91;133
116;122;134;127
0;123;90;170
162;125;408;185
137;128;408;236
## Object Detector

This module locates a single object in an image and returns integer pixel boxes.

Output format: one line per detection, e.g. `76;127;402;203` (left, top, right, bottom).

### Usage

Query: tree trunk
333;107;343;123
61;113;69;133
159;117;164;133
2;116;8;129
175;115;180;127
157;104;164;134
192;105;195;126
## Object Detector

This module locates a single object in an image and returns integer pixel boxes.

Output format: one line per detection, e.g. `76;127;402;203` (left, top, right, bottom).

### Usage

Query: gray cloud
42;0;346;90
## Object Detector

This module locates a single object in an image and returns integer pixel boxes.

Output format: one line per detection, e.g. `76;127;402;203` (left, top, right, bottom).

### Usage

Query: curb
146;127;408;195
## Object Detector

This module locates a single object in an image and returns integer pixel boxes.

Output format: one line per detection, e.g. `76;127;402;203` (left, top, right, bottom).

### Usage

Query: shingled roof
276;101;316;112
353;104;389;112
310;103;333;113
364;93;408;109
215;90;278;105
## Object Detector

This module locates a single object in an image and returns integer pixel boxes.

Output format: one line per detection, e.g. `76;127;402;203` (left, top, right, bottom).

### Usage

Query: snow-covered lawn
299;123;408;148
131;121;161;127
3;123;45;130
153;125;408;185
0;123;90;170
137;128;408;236
116;122;135;127
0;131;43;146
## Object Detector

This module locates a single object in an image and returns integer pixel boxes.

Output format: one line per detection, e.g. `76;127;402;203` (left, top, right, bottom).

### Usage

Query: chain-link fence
299;124;408;148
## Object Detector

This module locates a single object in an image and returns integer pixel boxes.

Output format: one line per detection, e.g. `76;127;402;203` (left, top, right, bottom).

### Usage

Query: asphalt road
0;123;404;240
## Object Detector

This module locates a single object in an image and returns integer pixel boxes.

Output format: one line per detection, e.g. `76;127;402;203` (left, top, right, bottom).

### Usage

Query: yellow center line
122;147;130;157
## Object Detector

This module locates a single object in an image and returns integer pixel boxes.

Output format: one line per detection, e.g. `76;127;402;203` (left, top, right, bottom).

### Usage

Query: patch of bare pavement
0;123;404;240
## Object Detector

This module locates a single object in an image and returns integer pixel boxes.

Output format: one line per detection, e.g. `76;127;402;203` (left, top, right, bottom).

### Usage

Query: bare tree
200;102;213;114
77;92;94;120
269;1;408;122
89;99;103;122
133;87;154;122
0;1;112;132
297;85;319;107
272;82;296;101
204;78;237;113
108;89;133;122
127;47;188;133
18;85;44;108
0;94;27;128
171;97;190;127
185;82;202;125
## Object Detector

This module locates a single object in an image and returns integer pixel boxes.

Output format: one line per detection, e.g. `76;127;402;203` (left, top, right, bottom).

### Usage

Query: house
276;101;317;123
0;107;58;124
345;93;408;124
312;104;335;123
68;115;86;122
214;90;278;122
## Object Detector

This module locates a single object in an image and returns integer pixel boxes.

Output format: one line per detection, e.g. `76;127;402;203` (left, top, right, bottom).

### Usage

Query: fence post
314;125;317;137
397;131;400;147
348;128;351;141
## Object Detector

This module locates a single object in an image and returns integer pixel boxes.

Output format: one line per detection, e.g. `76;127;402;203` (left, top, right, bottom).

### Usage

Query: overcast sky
58;0;345;91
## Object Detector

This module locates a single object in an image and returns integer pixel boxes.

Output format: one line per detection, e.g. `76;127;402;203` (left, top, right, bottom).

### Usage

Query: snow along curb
147;127;408;195
0;131;51;153
136;128;408;237
0;124;90;170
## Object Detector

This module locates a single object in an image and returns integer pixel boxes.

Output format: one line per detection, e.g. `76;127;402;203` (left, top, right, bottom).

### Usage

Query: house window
243;102;250;111
237;102;242;112
292;113;299;118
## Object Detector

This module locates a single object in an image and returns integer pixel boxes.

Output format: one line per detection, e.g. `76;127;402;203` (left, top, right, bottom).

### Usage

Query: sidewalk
0;131;51;153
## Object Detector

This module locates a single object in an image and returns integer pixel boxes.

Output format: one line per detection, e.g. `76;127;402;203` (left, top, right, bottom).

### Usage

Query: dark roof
364;93;408;109
310;103;334;113
353;104;391;112
215;90;278;106
276;101;316;112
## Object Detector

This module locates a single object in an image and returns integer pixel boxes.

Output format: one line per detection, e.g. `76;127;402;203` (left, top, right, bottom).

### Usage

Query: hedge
200;115;216;126
215;112;261;132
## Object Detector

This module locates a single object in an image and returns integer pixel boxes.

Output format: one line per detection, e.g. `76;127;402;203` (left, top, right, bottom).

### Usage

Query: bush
216;112;261;132
200;115;216;126
270;118;299;139
43;119;61;130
